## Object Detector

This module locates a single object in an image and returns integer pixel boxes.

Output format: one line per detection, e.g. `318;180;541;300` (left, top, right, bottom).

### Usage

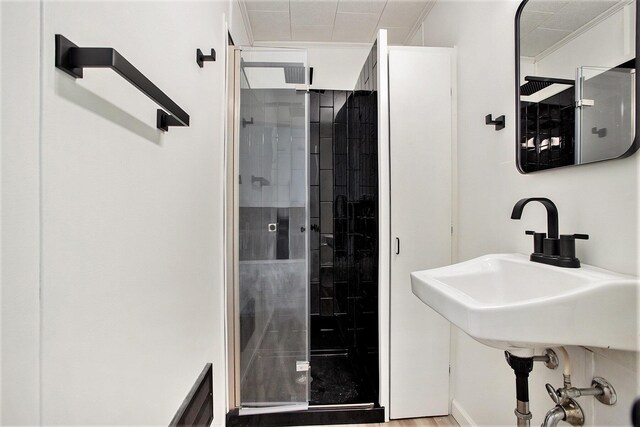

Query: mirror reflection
517;0;636;173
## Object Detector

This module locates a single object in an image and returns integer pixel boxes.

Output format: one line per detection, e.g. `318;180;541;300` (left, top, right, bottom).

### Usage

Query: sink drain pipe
505;352;534;426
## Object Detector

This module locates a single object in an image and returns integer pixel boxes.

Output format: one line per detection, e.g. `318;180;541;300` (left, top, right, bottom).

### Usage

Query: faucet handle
558;234;589;265
525;230;546;254
545;383;562;404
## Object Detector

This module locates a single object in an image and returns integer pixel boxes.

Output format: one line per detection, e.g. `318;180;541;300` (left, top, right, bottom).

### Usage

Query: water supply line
541;346;617;427
557;346;571;389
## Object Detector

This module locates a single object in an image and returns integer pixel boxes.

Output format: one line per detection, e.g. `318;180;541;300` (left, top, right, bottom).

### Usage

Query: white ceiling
520;0;626;58
240;0;435;45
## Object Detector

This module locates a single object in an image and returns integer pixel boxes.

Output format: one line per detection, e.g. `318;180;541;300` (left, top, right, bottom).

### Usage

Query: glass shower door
236;48;310;414
576;65;636;163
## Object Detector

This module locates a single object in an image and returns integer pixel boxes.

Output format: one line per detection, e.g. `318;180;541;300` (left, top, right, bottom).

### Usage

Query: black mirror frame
515;0;640;174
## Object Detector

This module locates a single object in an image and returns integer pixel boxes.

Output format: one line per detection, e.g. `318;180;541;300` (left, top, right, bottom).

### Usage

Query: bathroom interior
1;0;639;426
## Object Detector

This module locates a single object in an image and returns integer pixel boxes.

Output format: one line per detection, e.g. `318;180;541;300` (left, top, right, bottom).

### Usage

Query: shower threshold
310;402;375;410
226;404;384;427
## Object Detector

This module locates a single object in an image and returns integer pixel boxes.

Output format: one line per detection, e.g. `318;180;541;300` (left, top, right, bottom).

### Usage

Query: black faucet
511;197;588;268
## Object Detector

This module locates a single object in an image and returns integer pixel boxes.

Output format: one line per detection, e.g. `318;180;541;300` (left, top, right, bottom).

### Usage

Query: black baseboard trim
226;406;385;427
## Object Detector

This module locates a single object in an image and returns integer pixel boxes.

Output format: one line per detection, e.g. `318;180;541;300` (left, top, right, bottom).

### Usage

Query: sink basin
410;254;639;354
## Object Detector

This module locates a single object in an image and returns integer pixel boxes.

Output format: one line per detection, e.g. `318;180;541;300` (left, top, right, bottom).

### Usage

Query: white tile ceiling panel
332;12;380;42
385;27;412;45
241;0;434;43
249;10;292;40
541;0;619;31
525;0;569;13
245;0;289;12
337;0;386;15
520;0;626;57
292;25;334;41
379;0;429;27
519;10;554;35
290;0;339;26
521;27;571;57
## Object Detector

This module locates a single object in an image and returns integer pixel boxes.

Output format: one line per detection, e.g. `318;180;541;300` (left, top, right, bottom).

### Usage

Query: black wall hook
486;114;505;131
196;48;216;67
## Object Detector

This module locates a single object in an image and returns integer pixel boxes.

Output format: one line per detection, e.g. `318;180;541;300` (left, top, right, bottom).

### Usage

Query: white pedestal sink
411;254;639;355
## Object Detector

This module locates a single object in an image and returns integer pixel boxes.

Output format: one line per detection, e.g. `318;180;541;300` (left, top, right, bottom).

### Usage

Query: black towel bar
55;34;189;132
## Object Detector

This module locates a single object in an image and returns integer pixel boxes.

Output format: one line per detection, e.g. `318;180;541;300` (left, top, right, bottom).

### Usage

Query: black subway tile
320;108;333;137
334;155;347;186
310;186;319;218
320;170;333;201
310;91;320;123
320;244;333;266
310;154;319;186
334;124;347;154
320;298;334;316
320;202;333;233
310;123;319;154
310;282;320;315
320;91;333;107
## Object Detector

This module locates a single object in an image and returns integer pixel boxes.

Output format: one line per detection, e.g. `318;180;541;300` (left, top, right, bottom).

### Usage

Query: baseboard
451;399;477;427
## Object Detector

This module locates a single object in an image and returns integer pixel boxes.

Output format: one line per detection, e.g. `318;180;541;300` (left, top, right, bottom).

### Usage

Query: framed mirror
515;0;638;173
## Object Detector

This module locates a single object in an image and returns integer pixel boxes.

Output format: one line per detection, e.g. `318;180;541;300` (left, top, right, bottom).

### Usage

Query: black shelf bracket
196;48;216;67
55;34;189;132
486;114;505;131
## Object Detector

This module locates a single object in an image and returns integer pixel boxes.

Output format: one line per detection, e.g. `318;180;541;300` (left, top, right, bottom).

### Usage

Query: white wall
253;42;371;90
1;1;248;425
1;2;42;424
414;0;639;425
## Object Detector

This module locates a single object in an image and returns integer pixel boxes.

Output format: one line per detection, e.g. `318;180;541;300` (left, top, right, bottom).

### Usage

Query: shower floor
310;352;375;405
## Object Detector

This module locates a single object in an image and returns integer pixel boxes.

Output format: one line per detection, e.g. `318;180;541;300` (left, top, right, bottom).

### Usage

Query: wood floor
307;415;460;427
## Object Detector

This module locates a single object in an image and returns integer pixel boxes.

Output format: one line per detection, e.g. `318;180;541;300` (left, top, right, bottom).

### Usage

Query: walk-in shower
229;45;381;426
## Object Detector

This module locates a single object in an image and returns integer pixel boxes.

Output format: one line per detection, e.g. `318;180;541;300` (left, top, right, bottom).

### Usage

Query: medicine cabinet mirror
516;0;638;173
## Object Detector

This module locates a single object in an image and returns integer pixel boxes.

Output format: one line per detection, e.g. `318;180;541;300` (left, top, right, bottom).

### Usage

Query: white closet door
389;47;453;419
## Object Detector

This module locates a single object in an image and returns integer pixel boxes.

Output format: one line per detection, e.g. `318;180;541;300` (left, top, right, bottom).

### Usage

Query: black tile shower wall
306;42;380;406
309;90;338;321
350;42;379;399
520;87;575;172
307;41;379;402
310;89;352;326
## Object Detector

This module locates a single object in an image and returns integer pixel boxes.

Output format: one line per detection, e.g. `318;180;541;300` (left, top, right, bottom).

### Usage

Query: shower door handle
395;237;400;255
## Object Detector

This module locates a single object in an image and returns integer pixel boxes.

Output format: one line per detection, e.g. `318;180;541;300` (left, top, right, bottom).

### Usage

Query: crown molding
252;41;372;50
405;0;437;45
236;0;254;46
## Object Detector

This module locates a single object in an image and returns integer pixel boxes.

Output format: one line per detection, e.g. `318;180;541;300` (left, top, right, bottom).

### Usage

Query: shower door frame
225;45;311;414
225;33;396;418
226;44;241;411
